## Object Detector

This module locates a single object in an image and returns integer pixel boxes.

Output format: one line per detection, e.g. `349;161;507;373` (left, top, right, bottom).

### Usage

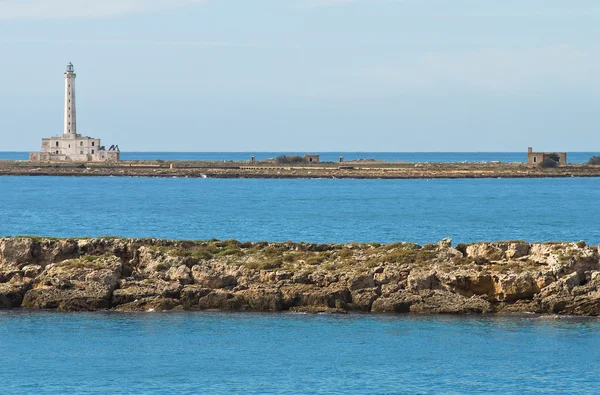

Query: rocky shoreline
2;160;600;179
1;237;600;315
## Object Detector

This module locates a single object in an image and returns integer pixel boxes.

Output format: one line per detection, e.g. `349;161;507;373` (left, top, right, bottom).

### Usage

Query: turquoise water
1;176;599;244
1;151;599;163
1;312;599;394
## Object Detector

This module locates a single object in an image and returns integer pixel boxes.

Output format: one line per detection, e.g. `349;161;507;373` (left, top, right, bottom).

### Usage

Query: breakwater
2;160;600;178
2;237;600;315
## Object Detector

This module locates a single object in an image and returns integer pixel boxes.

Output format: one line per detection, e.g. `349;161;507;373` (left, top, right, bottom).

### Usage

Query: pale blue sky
1;0;599;151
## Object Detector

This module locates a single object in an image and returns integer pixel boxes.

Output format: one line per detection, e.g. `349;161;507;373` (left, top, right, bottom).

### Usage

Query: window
80;151;83;154
533;157;537;163
55;141;59;147
80;142;83;146
68;144;70;148
92;142;95;147
92;149;95;154
56;150;59;154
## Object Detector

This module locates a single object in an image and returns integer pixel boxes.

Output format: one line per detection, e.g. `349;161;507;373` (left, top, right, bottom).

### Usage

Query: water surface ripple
1;312;599;394
1;176;599;244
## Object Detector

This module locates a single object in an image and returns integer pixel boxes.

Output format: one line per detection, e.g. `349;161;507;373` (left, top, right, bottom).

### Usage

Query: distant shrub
244;259;283;271
338;249;353;259
588;156;600;165
306;256;326;266
455;243;468;256
275;155;307;164
538;157;559;169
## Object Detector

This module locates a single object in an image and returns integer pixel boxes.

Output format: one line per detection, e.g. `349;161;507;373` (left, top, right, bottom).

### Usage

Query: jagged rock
0;282;32;308
281;284;351;310
350;274;375;291
166;265;192;284
191;266;237;289
0;270;22;283
2;237;600;315
506;242;530;259
538;272;583;299
136;246;187;275
495;300;541;314
350;288;379;311
179;285;212;308
371;291;422;313
236;287;283;311
466;243;504;262
437;238;452;249
112;279;181;306
21;265;42;278
438;271;495;298
410;291;492;314
289;306;347;314
114;297;182;312
407;271;440;292
21;256;122;311
0;238;34;269
437;247;464;261
195;290;245;310
259;271;292;284
538;271;600;315
373;267;407;286
494;272;539;302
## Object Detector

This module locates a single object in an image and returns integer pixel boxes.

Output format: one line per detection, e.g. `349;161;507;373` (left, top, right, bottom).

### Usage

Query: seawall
2;160;600;179
1;237;600;315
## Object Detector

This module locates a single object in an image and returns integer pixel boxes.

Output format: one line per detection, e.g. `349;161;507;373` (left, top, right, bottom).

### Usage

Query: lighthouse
29;63;120;162
64;62;77;136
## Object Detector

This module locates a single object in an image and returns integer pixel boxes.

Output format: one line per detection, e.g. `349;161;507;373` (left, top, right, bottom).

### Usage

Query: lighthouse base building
30;63;120;162
29;135;120;162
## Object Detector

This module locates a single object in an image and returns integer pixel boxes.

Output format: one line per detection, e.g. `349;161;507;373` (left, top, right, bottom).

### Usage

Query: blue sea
2;164;600;393
1;312;600;394
0;176;599;244
1;151;599;163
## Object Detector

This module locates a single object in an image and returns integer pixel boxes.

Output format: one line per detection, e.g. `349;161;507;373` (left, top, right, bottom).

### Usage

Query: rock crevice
1;237;600;315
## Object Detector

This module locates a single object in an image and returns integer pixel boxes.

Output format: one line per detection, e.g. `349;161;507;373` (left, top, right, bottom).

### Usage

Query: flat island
1;237;599;315
2;159;600;179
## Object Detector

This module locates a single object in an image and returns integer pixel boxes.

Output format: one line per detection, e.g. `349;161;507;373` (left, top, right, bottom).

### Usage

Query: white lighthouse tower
64;62;77;136
29;62;120;162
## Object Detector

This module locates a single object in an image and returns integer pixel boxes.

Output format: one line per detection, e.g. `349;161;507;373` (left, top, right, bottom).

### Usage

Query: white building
30;63;120;162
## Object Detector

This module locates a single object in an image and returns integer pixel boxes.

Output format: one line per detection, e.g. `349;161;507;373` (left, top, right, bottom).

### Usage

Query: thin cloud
0;0;207;19
362;46;600;94
300;0;405;7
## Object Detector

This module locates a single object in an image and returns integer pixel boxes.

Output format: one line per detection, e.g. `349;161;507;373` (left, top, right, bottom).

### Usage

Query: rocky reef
1;237;600;315
4;160;600;179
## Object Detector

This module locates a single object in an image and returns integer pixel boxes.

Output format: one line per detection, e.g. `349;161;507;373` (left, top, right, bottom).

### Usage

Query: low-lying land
1;237;600;315
2;160;600;179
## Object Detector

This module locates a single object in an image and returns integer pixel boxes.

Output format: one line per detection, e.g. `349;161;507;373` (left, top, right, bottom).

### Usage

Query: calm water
1;312;599;394
1;176;599;244
1;151;599;163
2;173;600;394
